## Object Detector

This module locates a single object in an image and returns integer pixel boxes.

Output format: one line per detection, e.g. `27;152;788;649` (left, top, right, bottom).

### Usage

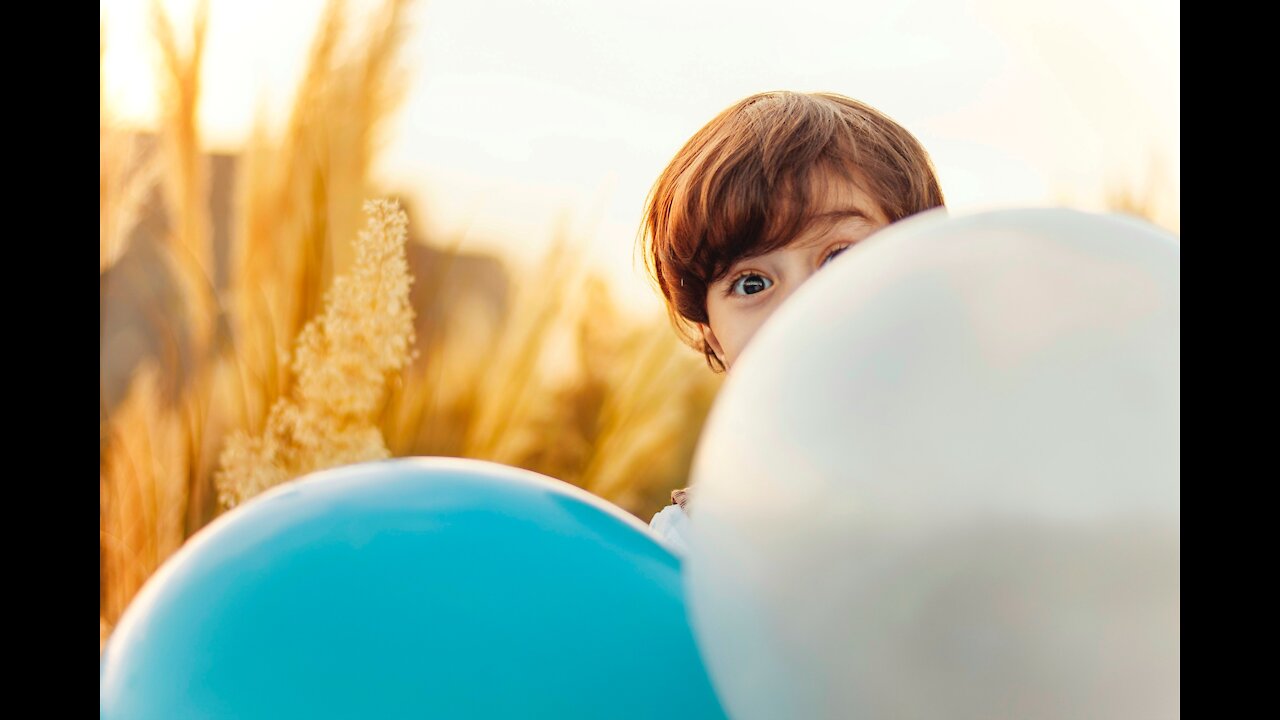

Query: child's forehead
808;165;884;212
772;170;887;240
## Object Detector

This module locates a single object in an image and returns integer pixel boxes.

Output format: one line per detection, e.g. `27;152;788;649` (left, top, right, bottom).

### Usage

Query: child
641;90;946;555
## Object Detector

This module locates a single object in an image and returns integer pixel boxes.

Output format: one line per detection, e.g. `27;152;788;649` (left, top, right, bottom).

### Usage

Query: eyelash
722;243;852;297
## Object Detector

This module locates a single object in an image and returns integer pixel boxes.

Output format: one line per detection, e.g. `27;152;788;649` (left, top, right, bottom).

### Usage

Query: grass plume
215;200;416;508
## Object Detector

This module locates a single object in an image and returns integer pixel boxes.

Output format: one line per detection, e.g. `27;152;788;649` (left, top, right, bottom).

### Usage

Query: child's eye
729;273;772;296
821;244;852;267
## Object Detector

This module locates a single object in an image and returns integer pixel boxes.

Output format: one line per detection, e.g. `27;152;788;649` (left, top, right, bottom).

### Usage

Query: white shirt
648;503;691;557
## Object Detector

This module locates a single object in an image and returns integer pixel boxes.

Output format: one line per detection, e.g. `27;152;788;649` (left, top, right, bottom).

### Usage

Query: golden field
100;0;723;651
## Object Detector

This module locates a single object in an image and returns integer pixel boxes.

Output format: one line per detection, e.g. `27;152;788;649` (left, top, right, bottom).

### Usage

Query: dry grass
216;200;417;508
231;0;413;426
101;366;189;649
1056;152;1180;236
100;0;720;652
1104;153;1179;236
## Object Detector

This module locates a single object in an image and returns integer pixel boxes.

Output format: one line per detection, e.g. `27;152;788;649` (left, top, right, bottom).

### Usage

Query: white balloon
684;209;1179;720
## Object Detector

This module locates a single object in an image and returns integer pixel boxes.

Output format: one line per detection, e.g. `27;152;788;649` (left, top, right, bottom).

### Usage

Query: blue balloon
101;457;727;719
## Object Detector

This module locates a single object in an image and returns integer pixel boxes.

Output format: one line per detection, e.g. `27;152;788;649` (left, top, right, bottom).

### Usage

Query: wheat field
99;0;723;652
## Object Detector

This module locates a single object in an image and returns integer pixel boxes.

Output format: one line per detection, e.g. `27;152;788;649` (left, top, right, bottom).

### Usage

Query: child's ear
697;323;726;366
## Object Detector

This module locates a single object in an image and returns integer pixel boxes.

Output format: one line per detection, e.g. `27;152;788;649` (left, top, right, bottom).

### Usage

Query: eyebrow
810;207;873;222
789;207;876;248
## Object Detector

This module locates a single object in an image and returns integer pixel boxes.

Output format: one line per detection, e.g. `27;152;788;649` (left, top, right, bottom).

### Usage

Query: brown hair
638;91;945;372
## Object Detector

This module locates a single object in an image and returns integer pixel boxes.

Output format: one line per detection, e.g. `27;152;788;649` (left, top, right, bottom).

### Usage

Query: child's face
698;176;890;370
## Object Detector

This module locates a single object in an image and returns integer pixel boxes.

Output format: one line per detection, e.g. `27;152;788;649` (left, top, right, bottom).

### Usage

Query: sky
101;0;1180;315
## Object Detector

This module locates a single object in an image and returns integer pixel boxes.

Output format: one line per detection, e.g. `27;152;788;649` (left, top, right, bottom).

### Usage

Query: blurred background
99;0;1179;649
